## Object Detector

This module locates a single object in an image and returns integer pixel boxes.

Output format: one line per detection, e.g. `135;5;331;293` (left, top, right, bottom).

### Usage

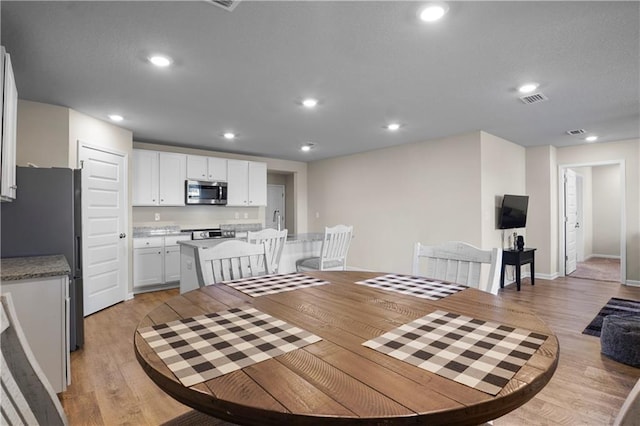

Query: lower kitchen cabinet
133;235;190;293
1;275;69;393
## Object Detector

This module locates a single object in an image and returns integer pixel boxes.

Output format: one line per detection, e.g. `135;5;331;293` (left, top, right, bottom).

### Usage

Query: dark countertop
1;255;71;281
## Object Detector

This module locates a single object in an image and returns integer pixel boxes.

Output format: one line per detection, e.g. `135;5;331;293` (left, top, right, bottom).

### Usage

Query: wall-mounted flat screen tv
498;194;529;229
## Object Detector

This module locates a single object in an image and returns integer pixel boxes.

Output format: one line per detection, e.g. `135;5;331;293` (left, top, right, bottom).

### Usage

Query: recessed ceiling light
386;123;401;131
419;3;449;22
585;135;598;142
302;98;318;108
518;83;539;94
300;142;315;152
223;132;236;140
148;55;172;67
108;114;123;122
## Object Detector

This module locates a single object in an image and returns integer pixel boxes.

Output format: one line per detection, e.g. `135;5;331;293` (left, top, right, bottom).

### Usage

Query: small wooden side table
500;248;536;291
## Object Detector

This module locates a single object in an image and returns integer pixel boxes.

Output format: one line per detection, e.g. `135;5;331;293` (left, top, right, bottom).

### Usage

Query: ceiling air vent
566;129;587;136
205;0;240;12
519;92;548;104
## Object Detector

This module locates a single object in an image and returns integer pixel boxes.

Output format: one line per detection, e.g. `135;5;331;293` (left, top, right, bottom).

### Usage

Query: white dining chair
246;228;288;274
412;241;502;295
195;240;272;286
296;224;353;272
614;377;640;426
0;293;69;426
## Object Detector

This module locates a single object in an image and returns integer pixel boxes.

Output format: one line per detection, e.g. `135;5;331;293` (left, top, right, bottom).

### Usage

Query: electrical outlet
154;212;160;221
234;212;239;219
315;212;320;219
243;212;249;219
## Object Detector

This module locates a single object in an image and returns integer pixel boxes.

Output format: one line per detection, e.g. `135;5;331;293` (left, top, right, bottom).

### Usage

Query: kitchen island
178;233;323;292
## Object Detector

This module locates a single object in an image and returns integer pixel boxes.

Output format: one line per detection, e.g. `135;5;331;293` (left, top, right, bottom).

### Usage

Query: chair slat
412;241;503;294
195;240;271;286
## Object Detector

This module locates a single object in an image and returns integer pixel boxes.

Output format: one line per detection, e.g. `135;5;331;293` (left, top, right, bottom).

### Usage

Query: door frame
558;160;626;283
77;140;130;306
266;184;286;230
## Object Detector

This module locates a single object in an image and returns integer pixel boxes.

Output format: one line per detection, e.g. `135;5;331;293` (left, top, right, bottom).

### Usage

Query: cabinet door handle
119;233;127;239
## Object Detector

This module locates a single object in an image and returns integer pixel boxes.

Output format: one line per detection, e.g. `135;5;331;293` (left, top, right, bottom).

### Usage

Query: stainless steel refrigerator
1;166;84;350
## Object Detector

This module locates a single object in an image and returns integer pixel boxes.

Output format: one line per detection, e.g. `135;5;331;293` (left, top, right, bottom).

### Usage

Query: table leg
531;256;535;286
516;262;521;291
500;263;506;289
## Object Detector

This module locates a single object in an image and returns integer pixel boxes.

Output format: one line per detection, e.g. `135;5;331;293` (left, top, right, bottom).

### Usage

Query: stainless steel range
190;228;236;240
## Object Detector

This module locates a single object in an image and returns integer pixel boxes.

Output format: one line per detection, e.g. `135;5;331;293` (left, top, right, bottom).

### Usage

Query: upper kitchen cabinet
132;150;186;206
227;160;267;206
186;155;227;182
1;46;18;201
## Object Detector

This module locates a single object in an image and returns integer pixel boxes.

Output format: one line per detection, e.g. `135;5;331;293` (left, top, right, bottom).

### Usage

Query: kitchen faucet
273;209;282;231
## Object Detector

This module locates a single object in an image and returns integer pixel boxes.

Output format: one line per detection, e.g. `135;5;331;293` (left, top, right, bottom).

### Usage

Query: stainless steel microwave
185;180;227;205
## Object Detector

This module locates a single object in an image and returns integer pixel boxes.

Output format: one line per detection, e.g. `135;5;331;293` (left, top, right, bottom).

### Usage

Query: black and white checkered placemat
355;274;467;300
223;273;330;297
139;306;321;387
363;310;548;395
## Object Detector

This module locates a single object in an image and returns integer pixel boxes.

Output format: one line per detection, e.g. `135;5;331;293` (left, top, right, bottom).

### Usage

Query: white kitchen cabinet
1;275;69;393
132;150;186;206
186;155;227;182
164;245;181;282
132;150;159;205
248;161;267;206
227;160;267;206
133;243;163;289
159;152;187;205
133;235;190;292
1;46;18;201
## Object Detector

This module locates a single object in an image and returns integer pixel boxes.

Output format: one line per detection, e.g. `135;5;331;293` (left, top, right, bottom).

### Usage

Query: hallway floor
570;257;621;282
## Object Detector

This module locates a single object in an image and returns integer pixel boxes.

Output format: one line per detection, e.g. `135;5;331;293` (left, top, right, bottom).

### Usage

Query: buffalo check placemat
355;274;467;300
138;306;321;387
363;310;548;395
223;273;330;297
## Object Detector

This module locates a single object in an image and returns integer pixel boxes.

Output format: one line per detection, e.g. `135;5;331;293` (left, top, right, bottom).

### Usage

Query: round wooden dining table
134;271;559;425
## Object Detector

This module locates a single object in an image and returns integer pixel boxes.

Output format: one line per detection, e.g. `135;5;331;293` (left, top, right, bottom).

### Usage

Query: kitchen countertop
178;233;324;249
0;255;71;281
133;225;186;238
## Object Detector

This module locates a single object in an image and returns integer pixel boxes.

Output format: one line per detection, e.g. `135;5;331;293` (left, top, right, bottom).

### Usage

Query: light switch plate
154;213;160;221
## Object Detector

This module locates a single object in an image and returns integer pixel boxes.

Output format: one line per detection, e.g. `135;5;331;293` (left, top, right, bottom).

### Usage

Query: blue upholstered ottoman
600;315;640;367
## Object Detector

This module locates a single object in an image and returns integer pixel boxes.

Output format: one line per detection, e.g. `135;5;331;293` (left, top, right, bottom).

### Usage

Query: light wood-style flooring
59;276;640;425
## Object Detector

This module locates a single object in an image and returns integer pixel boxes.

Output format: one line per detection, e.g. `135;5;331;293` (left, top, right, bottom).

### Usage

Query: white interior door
80;144;127;315
266;184;285;230
575;174;585;262
565;169;578;274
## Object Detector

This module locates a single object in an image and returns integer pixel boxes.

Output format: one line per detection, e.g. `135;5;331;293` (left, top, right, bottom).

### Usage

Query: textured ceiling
1;1;639;162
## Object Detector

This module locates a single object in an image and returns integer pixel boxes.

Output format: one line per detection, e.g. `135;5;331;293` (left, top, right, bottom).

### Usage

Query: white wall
16;100;69;167
592;164;621;256
306;131;527;273
480;132;526;251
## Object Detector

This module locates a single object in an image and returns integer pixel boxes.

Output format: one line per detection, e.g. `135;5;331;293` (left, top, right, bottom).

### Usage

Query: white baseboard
126;292;135;300
536;272;559;280
625;279;640;287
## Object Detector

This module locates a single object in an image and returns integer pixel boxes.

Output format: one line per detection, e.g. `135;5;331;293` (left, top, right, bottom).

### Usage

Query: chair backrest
247;228;288;273
195;240;272;286
0;293;68;426
614;378;640;426
319;224;353;271
412;241;502;294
